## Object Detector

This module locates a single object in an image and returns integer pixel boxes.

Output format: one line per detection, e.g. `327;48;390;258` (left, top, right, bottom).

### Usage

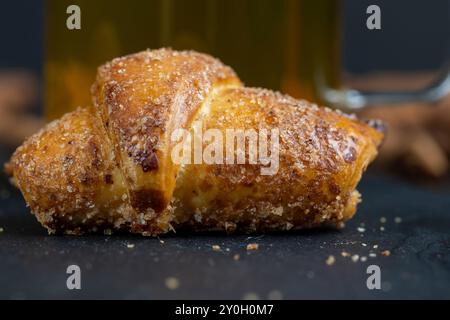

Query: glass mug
46;0;450;120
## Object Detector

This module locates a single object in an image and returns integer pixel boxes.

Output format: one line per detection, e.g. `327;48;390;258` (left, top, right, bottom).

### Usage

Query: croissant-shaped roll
6;49;384;236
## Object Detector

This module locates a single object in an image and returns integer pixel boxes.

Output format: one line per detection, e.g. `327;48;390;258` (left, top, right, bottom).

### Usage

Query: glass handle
322;62;450;110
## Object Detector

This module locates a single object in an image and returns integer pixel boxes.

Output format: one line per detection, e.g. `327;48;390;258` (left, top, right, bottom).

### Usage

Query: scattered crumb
394;217;402;224
351;254;360;262
159;238;165;244
246;243;259;251
126;243;135;249
362;243;367;247
0;227;4;233
243;292;260;300
361;256;368;262
326;255;336;266
380;217;387;223
104;229;112;235
267;290;283;300
212;245;221;251
341;251;351;257
225;248;230;252
380;226;385;231
382;250;391;257
369;253;377;258
373;245;379;249
233;254;240;261
286;222;294;230
357;227;366;233
382;281;392;292
165;277;180;290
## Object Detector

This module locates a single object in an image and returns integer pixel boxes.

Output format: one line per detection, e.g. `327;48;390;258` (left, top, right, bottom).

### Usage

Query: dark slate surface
0;171;449;300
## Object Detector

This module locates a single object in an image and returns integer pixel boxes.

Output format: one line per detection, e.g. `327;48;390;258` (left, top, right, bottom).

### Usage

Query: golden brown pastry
6;49;384;236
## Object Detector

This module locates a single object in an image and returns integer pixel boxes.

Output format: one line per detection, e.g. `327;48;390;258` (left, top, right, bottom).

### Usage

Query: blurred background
0;0;449;182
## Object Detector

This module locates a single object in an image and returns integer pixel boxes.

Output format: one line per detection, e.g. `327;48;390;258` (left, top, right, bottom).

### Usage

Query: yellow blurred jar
46;0;341;120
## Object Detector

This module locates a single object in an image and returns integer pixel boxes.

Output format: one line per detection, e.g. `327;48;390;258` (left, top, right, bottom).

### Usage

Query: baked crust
7;49;383;236
8;106;134;234
173;87;383;232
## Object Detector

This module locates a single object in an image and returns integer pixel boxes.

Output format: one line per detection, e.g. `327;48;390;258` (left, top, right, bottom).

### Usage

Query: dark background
0;0;448;79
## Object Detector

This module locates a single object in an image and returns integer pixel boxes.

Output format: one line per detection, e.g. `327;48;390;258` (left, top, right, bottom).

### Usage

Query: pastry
6;49;384;236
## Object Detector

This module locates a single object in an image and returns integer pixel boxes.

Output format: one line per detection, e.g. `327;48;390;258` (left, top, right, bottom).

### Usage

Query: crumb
225;248;230;252
380;217;387;223
351;254;360;262
246;243;259;251
362;243;367;247
369;253;377;258
233;254;240;261
104;229;112;235
357;227;365;233
326;255;336;266
267;290;283;300
382;250;391;257
360;256;368;262
380;226;385;231
373;244;379;249
165;277;180;290
212;245;221;251
126;243;135;249
242;292;260;300
0;227;4;233
341;251;351;257
382;281;392;292
394;217;402;224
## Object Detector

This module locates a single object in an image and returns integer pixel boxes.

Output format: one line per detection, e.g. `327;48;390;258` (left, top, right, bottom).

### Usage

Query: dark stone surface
0;172;449;300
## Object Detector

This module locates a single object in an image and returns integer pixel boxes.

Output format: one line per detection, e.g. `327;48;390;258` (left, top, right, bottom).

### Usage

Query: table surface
0;170;449;300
